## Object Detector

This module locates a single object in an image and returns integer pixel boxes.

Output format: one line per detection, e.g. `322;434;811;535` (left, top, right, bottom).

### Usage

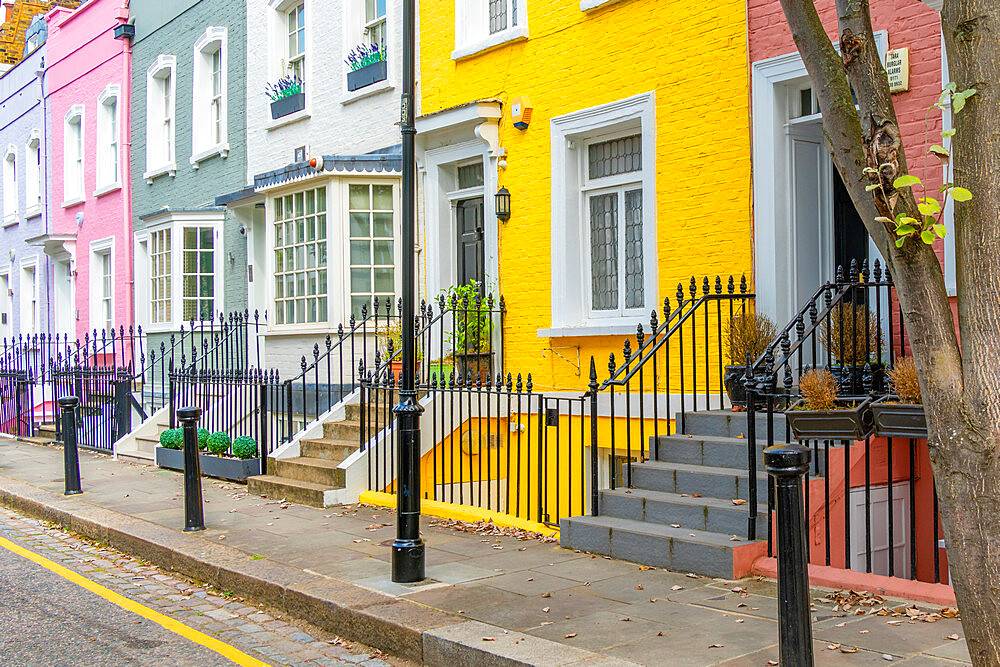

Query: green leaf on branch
942;129;956;139
933;224;947;238
940;183;954;193
945;82;958;93
893;174;922;189
921;230;937;244
875;216;893;225
866;184;881;192
918;199;940;216
951;187;973;202
896;224;916;236
896;237;906;248
929;145;950;157
953;95;966;114
923;215;937;228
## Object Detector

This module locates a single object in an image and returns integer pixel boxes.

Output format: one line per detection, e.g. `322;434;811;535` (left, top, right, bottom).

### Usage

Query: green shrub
233;436;258;460
206;431;232;456
159;428;183;450
196;428;210;450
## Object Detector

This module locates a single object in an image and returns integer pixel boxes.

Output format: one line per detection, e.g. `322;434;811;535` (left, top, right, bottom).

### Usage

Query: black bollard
177;406;205;532
764;443;814;666
58;396;82;496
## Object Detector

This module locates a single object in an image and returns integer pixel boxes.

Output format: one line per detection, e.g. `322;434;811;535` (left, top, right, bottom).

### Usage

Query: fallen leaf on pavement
827;644;841;650
708;644;723;648
564;633;577;639
946;634;960;641
731;499;747;505
482;637;495;642
671;585;684;591
542;607;550;613
841;647;859;654
541;592;551;598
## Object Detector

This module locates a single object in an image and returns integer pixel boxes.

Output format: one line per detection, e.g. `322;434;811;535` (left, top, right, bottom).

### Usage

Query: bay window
273;186;327;325
182;227;215;321
150;228;171;324
348;183;395;318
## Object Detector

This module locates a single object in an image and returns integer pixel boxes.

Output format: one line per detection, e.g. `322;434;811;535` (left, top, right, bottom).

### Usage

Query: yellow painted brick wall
420;0;754;393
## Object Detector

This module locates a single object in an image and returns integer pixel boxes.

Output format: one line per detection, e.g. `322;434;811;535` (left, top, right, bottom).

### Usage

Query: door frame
751;32;887;326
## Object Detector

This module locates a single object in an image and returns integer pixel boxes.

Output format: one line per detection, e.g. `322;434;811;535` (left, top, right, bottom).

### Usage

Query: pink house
40;0;131;340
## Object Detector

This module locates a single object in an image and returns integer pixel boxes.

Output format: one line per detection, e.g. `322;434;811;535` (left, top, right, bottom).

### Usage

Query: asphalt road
0;542;235;667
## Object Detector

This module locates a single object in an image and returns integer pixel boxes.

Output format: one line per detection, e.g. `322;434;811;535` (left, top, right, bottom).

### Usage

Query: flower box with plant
785;369;874;441
266;75;305;119
821;301;883;395
345;42;387;92
724;311;777;407
446;280;495;384
872;357;927;439
155;428;261;482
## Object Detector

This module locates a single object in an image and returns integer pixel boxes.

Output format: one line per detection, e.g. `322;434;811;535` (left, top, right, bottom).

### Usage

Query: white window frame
191;27;229;166
62;105;85;206
144;55;177;182
453;0;528;61
542;91;657;338
270;184;330;327
2;144;17;225
285;2;306;81
341;0;393;103
19;255;39;336
90;237;115;332
24;130;41;218
346;181;398;320
149;227;172;325
266;0;311;128
95;85;121;195
135;212;224;332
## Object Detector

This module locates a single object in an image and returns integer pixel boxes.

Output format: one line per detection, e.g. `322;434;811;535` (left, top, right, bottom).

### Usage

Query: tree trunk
775;1;1000;663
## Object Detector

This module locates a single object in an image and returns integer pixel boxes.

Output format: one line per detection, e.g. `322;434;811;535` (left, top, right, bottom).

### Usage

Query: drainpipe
37;46;53;340
116;1;134;334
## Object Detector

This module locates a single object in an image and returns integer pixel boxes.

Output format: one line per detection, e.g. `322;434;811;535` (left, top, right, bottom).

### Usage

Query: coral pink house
748;0;953;601
41;0;131;340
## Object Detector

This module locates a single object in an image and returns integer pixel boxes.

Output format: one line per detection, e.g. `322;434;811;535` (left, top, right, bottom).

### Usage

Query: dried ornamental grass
726;312;777;364
799;369;839;411
888;357;922;404
821;302;879;365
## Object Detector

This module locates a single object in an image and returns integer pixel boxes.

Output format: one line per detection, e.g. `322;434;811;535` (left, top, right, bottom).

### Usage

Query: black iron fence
0;368;34;438
50;363;131;452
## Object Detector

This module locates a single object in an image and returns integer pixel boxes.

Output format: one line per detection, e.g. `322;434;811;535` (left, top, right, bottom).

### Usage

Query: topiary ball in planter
206;431;232;456
159;428;183;449
232;436;258;460
197;428;210;450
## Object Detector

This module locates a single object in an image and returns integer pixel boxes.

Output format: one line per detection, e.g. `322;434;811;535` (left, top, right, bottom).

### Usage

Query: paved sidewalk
0;438;972;666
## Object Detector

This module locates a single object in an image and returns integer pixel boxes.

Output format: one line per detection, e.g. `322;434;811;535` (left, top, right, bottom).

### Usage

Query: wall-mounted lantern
495;186;511;222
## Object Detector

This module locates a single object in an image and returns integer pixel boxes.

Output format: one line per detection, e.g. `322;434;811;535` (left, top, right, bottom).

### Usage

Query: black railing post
177;406;206;532
764;443;814;667
745;357;757;540
588;357;599;516
58;396;82;496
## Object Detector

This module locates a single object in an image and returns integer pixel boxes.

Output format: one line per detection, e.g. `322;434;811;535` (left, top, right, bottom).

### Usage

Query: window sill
580;0;627;10
341;79;394;106
265;108;310;131
94;182;121;198
2;213;18;227
538;321;645;338
24;206;41;220
264;326;354;337
144;163;177;184
60;196;85;209
452;26;529;61
190;143;230;168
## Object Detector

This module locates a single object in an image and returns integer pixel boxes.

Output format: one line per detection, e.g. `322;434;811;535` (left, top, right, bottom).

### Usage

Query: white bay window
349;183;395;318
273;186;327;325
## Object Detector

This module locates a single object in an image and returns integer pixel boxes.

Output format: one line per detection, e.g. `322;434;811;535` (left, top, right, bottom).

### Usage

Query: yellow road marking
0;534;270;667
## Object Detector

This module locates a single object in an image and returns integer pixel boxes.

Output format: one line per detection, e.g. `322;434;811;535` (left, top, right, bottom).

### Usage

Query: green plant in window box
445;280;496;384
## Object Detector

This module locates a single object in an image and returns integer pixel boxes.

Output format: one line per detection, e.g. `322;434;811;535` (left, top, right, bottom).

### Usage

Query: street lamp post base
391;538;425;583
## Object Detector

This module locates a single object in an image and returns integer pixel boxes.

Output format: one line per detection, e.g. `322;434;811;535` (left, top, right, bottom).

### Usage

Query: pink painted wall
46;0;132;340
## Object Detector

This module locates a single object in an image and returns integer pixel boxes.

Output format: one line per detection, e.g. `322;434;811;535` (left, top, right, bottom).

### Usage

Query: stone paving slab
0;438;973;666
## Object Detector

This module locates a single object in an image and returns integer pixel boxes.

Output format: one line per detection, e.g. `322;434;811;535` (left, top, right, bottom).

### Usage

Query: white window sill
190;143;230;168
144;162;177;184
2;213;18;227
266;108;310;131
538;321;645;338
264;325;351;337
24;205;41;219
580;0;627;10
61;196;85;209
94;182;121;198
341;79;394;106
452;26;529;61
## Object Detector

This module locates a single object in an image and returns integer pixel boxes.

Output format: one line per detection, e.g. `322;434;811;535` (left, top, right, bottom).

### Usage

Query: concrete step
629;460;769;501
678;410;789;442
559;514;762;578
117;448;154;463
247;475;332;508
599;488;767;537
300;438;355;462
322;419;361;441
655;433;827;475
268;456;345;487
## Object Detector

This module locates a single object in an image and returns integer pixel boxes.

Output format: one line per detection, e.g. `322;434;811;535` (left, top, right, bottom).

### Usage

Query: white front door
850;481;911;579
0;273;10;340
53;259;74;337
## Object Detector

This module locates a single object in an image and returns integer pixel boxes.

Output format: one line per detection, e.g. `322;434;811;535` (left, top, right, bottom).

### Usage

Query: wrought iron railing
0;367;34;438
50;361;131;452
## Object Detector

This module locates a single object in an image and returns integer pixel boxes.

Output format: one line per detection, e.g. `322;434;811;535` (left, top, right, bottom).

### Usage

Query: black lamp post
392;0;425;584
495;186;511;222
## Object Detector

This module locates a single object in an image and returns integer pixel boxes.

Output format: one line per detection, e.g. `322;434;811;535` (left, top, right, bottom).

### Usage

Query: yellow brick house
415;0;754;394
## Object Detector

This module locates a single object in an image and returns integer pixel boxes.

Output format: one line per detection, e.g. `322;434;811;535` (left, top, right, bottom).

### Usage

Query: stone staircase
246;403;363;507
560;410;800;578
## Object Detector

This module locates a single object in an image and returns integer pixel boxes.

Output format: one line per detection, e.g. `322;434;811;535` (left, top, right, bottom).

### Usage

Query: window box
871;396;927;439
270;92;306;119
155;446;262;482
785;396;875;441
347;60;387;92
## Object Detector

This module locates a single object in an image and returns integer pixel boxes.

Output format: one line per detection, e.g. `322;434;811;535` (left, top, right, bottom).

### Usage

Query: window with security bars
488;0;517;34
274;187;327;325
584;133;644;315
182;228;215;321
150;229;171;324
349;183;395;318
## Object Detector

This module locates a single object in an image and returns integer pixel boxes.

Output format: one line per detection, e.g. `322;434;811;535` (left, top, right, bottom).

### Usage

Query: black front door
457;197;485;290
833;168;868;275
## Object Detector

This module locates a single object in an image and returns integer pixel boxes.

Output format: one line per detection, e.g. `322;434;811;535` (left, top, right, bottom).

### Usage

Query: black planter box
155;446;261;482
785;396;875;441
455;351;494;384
872;396;927;439
724;365;748;407
347;60;387;92
270;92;305;119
